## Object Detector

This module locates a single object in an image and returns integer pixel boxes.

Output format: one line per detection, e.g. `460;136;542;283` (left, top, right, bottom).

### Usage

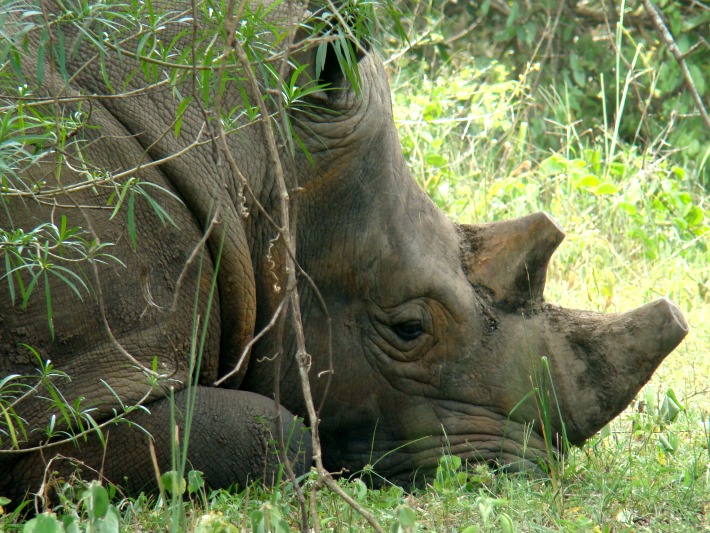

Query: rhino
0;0;688;504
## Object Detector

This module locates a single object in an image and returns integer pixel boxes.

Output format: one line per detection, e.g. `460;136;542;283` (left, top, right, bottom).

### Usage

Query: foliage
19;481;122;533
409;0;710;185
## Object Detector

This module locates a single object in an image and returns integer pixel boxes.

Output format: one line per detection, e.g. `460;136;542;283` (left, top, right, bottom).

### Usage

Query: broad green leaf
97;506;121;533
594;183;619;195
618;202;637;215
498;513;515;533
84;481;109;520
188;469;205;494
600;423;611;438
672;166;686;179
426;152;448;167
658;433;678;453
161;470;186;495
685;205;704;226
660;388;684;424
577;175;601;188
397;506;417;527
673;217;688;231
689;64;706;96
350;478;367;500
538;155;566;175
23;513;64;533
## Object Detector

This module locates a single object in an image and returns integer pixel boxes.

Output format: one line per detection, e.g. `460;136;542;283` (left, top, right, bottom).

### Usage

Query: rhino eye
392;321;423;341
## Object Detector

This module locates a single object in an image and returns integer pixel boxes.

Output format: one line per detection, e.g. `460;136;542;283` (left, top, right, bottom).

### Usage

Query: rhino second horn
457;212;565;309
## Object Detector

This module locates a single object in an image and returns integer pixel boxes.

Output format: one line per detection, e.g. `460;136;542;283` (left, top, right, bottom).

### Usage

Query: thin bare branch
212;297;287;387
0;79;172;111
640;0;710;131
223;3;383;529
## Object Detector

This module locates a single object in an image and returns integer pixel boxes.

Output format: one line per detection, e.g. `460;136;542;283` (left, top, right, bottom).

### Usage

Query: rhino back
0;2;271;444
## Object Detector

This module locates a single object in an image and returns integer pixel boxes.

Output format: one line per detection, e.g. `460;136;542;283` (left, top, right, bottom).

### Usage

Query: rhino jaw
541;297;689;444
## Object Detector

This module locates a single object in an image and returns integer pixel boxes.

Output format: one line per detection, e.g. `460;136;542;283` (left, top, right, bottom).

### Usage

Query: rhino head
242;14;689;484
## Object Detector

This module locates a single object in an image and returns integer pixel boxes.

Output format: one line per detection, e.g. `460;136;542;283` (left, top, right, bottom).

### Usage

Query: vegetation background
2;0;709;531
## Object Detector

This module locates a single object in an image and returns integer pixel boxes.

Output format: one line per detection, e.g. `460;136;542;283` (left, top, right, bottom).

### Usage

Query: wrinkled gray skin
0;1;688;503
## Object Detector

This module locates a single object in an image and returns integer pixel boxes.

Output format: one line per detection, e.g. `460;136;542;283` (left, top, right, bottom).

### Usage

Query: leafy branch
0;217;121;337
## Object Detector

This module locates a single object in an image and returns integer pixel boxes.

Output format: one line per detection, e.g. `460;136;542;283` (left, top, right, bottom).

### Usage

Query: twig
640;0;710;130
212;297;286;387
0;80;172;111
227;5;384;530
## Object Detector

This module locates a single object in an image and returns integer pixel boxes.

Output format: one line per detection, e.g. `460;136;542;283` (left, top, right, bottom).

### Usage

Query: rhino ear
457;212;565;310
290;2;369;103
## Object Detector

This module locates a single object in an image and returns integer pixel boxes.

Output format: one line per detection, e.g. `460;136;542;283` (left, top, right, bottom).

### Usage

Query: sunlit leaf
594;183;619;195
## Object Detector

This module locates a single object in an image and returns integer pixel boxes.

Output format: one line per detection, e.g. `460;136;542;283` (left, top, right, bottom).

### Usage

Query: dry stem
640;0;710;131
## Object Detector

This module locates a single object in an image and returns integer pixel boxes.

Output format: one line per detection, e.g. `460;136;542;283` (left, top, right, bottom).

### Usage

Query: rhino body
0;1;687;502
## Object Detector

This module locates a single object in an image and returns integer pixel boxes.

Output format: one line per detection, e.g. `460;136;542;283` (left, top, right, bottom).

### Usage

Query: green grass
3;2;710;531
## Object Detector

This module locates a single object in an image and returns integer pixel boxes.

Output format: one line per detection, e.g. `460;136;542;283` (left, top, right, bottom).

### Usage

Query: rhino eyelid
391;320;424;342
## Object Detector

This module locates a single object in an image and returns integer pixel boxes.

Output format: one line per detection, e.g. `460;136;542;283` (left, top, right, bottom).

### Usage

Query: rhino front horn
457;212;565;309
543;297;689;443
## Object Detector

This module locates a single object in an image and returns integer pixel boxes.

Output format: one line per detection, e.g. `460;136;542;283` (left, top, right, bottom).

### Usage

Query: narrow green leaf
174;96;192;138
4;253;16;304
54;27;69;84
48;266;88;300
44;270;53;339
36;31;46;86
315;42;328;80
138;186;178;227
108;177;135;219
21;270;41;309
127;189;137;250
0;402;20;449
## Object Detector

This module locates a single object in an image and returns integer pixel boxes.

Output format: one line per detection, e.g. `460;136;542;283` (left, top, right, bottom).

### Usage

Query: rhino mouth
323;401;557;486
